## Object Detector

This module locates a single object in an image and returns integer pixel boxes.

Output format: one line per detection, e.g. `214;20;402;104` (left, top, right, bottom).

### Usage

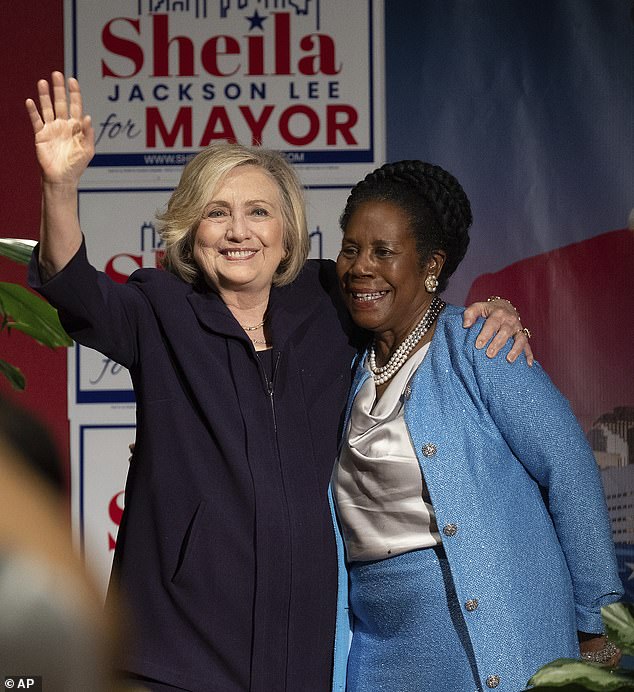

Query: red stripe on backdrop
0;3;69;486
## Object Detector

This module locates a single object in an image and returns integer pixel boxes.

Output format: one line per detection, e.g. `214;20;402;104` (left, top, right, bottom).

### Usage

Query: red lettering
274;13;292;75
144;103;359;148
327;105;358;145
298;34;341;75
152;14;195;77
200;107;238;145
105;253;143;284
239;105;274;145
246;35;264;75
146;106;193;147
201;36;241;76
100;13;340;79
108;490;125;552
279;105;319;145
101;18;143;78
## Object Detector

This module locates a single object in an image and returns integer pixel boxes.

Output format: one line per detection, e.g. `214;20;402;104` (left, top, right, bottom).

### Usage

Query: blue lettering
179;83;193;101
224;83;241;100
129;84;145;102
153;84;169;101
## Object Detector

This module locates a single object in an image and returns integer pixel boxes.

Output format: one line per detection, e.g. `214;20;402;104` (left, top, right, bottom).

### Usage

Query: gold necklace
240;319;265;332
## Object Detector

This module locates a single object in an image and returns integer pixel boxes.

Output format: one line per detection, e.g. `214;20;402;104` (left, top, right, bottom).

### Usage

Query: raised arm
25;71;94;280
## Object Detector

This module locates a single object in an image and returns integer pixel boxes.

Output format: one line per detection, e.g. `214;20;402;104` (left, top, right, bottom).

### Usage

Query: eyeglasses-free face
337;199;443;346
194;165;285;301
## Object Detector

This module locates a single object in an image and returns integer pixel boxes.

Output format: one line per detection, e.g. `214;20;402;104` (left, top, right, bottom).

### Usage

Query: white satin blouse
333;344;441;562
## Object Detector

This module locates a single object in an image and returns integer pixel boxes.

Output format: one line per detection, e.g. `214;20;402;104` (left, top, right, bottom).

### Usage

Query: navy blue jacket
30;241;363;691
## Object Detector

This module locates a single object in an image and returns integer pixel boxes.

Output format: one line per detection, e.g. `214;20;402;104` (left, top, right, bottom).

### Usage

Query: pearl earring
425;274;439;293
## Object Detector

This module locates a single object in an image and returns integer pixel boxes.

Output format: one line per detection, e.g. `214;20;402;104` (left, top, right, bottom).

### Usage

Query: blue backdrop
385;0;633;302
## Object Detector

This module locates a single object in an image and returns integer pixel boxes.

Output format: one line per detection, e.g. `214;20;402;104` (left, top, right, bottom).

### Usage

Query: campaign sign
65;0;384;185
70;188;172;406
74;423;134;598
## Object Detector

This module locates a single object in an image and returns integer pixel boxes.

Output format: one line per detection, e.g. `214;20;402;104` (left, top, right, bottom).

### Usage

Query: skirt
346;546;482;692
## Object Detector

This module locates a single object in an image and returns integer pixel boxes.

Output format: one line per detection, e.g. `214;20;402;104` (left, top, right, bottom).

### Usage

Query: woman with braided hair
330;160;623;691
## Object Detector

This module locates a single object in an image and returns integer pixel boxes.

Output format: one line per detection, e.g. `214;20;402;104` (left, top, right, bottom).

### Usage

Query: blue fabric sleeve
465;319;623;632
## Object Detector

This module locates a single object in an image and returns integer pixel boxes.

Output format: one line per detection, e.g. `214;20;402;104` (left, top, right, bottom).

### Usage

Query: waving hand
26;71;94;185
26;72;93;277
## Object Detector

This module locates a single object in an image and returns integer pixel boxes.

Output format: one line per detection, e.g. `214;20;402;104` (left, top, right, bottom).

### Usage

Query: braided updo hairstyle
339;160;472;293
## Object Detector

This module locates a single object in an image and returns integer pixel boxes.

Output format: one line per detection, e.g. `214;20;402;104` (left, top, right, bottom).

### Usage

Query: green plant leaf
0;238;37;265
0;358;25;390
528;658;634;690
603;603;634;655
0;282;71;348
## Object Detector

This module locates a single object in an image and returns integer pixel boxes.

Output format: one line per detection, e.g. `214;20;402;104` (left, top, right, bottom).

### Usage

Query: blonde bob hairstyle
158;142;309;287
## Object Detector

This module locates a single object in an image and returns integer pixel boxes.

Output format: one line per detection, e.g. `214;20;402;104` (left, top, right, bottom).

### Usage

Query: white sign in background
65;0;384;187
71;423;135;597
65;0;384;593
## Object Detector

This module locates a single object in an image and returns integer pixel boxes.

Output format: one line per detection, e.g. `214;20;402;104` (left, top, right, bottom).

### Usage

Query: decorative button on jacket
442;523;458;537
421;442;437;457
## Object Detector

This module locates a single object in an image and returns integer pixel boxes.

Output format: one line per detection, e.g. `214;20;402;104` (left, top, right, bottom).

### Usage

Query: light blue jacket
330;305;623;692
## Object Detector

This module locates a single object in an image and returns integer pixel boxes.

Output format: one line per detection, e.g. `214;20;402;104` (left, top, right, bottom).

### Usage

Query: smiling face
193;165;285;300
336;200;444;345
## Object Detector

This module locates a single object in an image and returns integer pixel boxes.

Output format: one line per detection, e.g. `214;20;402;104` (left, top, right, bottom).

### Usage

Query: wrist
580;640;619;664
578;633;620;664
41;179;81;197
578;631;603;642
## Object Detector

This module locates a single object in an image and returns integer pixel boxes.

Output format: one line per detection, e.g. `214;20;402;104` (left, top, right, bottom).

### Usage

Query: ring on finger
513;326;532;339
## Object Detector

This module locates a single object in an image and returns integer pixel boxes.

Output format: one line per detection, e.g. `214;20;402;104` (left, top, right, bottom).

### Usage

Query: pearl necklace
368;296;445;385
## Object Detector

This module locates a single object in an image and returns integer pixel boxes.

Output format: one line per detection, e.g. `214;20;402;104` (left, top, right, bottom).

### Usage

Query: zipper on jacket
253;349;293;685
258;350;281;431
